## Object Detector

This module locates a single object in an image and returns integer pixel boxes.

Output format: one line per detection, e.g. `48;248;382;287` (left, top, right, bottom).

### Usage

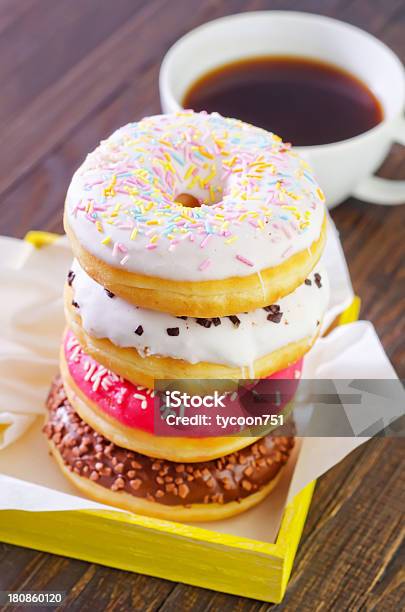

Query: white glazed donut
65;259;329;385
64;111;327;316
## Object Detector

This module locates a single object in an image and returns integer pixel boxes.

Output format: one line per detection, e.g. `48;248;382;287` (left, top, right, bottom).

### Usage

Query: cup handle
352;116;405;205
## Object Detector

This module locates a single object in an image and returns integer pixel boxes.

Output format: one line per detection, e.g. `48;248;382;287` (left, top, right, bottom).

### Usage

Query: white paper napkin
0;236;70;447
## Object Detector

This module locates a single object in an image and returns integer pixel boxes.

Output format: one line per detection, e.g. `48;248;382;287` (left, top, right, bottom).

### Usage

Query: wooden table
0;1;404;609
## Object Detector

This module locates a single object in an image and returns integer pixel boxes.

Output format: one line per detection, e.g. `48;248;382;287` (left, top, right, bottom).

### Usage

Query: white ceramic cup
159;11;405;208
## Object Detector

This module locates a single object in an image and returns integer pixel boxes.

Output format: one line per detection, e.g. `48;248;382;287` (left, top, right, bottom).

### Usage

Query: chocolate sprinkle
105;289;115;298
228;315;241;328
71;300;80;309
44;376;295;507
177;316;188;320
267;311;283;323
263;304;281;314
167;327;180;336
67;270;75;286
134;325;144;336
196;318;212;328
304;279;312;286
314;273;322;288
212;317;221;327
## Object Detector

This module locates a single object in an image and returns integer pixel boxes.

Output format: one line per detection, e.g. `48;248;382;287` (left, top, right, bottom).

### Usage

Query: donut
64;259;329;386
44;376;295;521
64;111;327;317
60;329;301;462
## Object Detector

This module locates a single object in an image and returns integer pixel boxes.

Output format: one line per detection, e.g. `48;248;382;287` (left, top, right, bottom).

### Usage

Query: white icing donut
69;259;329;368
65;111;325;281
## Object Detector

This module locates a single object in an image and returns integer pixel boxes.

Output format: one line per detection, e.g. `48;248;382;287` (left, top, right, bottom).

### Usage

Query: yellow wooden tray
0;231;360;603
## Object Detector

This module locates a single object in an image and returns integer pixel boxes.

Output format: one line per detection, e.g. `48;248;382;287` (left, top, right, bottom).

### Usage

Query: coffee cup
159;11;405;208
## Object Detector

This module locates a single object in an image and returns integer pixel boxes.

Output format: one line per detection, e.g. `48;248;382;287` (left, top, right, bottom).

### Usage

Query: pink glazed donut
60;329;301;462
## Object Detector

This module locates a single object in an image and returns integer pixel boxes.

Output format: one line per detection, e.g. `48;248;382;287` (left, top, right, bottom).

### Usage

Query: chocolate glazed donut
44;376;295;521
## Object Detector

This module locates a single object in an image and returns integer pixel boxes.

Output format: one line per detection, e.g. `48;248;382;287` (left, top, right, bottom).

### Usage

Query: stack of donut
44;111;329;521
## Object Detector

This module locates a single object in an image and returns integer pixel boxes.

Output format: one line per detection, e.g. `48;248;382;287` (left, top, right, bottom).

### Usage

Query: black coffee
183;56;383;146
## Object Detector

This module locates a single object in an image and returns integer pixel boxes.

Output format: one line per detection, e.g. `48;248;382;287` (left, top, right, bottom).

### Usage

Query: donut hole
175;192;201;208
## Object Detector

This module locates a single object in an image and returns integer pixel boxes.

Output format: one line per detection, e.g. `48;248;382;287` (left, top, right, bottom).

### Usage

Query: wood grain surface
0;1;404;610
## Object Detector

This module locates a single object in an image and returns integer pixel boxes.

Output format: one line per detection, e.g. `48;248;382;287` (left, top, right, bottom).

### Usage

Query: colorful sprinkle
236;254;254;267
198;258;211;271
